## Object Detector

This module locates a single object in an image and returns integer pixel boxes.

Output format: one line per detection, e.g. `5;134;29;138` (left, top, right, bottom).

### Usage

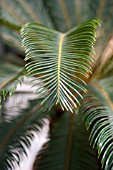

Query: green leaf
0;0;53;49
21;19;100;112
80;84;113;170
0;18;21;31
0;63;25;107
0;97;51;170
1;0;53;27
33;111;99;170
43;0;76;32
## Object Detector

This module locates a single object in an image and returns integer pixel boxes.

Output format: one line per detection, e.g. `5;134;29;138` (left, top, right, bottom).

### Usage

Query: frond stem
0;19;21;31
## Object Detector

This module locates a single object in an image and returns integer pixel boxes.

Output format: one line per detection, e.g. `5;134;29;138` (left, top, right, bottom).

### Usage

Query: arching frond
43;0;76;32
89;37;113;81
0;63;25;107
0;18;21;31
0;0;54;49
0;97;51;170
98;57;113;79
1;0;53;27
33;111;99;170
80;84;113;170
98;76;113;100
21;19;100;112
0;25;22;50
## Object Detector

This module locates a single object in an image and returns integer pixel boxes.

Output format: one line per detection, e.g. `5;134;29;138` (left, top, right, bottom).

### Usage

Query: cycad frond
33;111;99;170
80;84;113;170
21;19;100;112
43;0;76;32
89;37;113;81
0;63;25;107
0;25;22;50
0;0;53;49
98;76;113;100
0;18;21;31
1;0;53;27
0;97;51;170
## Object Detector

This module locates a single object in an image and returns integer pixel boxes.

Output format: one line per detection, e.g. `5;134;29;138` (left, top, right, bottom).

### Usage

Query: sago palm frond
80;83;113;170
0;0;53;49
0;25;22;50
1;0;53;27
33;111;100;170
0;63;25;107
89;37;113;81
43;0;76;32
98;56;113;79
98;76;113;100
0;97;51;170
1;0;113;52
0;18;21;32
21;19;100;112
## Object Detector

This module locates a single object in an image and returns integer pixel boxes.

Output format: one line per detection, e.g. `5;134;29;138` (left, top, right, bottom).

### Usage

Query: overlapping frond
88;0;113;77
1;0;53;27
80;84;113;170
0;0;54;49
0;97;51;170
43;0;76;32
1;0;113;52
0;26;22;50
21;19;100;112
89;36;113;81
33;111;99;170
99;57;113;78
0;19;21;31
0;63;25;107
98;76;113;101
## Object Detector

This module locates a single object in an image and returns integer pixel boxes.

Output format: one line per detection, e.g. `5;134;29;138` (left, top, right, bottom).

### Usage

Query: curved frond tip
21;19;100;112
81;85;113;170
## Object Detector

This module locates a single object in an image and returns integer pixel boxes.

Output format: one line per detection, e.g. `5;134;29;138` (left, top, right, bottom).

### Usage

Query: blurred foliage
0;0;113;170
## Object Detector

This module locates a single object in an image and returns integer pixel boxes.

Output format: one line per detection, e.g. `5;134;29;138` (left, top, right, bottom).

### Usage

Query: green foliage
0;63;25;107
80;83;113;170
33;112;99;170
21;19;100;112
0;98;51;170
0;0;113;170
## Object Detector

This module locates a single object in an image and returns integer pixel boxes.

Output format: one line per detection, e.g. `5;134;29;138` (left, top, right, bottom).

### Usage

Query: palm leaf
1;0;113;52
98;57;113;79
80;84;113;170
0;18;21;31
89;36;113;81
43;0;76;32
1;0;53;27
21;19;100;112
33;111;100;170
0;0;53;49
98;76;113;101
0;96;52;170
0;63;25;107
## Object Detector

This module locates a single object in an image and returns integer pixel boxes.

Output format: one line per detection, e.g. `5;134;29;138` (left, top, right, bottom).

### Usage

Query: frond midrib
57;33;65;103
